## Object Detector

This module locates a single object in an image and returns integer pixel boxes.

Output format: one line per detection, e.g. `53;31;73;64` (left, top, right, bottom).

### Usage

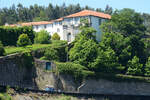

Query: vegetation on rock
0;41;5;56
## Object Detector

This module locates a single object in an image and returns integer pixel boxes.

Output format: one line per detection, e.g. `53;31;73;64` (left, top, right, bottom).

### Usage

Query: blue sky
0;0;150;14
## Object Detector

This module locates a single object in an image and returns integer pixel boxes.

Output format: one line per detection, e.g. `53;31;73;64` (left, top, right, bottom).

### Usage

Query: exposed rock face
0;53;36;88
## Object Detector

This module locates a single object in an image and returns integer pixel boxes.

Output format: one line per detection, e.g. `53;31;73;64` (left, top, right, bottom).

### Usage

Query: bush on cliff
17;34;32;47
126;56;143;76
56;62;94;81
145;57;150;76
0;41;5;56
44;47;59;61
41;40;67;62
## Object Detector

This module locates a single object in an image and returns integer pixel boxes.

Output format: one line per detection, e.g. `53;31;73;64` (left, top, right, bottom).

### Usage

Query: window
67;33;71;42
46;62;51;70
99;19;102;25
44;25;47;29
57;28;60;32
59;22;62;25
36;25;38;30
63;25;68;29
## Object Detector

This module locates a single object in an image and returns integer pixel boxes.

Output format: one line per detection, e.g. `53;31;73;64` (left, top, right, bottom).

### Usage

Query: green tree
101;8;146;37
17;34;31;47
104;5;113;15
34;30;50;44
0;41;5;56
69;18;98;69
52;33;60;40
126;56;143;76
100;8;147;65
145;57;150;76
69;37;98;69
78;18;97;40
100;32;132;67
90;47;122;73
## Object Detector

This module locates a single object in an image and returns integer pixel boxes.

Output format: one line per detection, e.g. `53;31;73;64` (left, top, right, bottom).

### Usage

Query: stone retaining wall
1;53;150;96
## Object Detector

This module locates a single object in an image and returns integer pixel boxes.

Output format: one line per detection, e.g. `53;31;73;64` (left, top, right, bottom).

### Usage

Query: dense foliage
0;41;5;56
98;9;149;76
17;34;32;47
0;26;34;46
0;3;113;25
69;19;98;69
101;8;146;37
34;30;50;44
52;33;60;40
69;38;98;69
126;56;143;76
145;57;150;76
40;40;68;62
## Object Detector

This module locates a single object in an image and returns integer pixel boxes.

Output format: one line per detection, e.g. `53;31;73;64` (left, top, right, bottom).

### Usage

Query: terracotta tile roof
8;21;53;27
21;21;53;26
8;10;111;27
65;10;111;19
54;17;64;22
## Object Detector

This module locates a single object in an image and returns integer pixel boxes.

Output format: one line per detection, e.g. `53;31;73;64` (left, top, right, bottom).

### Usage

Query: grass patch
0;93;12;100
94;72;150;83
4;40;67;55
4;44;51;55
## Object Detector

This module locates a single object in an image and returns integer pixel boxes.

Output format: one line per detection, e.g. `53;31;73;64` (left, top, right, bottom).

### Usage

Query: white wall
32;16;107;42
90;16;102;41
33;22;63;40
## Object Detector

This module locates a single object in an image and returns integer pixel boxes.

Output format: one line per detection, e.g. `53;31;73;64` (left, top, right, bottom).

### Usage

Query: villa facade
9;10;111;42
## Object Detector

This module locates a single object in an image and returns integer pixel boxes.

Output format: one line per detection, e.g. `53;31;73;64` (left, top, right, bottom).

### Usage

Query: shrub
145;57;150;76
52;33;60;40
126;56;143;76
17;34;31;47
44;48;59;61
0;41;5;56
34;30;51;44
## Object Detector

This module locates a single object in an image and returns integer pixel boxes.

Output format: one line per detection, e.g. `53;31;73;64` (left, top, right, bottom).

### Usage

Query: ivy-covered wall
0;53;36;88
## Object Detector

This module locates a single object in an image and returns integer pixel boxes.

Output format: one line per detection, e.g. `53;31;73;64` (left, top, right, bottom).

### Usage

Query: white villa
9;10;111;42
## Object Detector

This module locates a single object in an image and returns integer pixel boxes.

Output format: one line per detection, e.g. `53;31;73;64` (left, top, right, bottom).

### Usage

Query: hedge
0;41;5;56
0;26;34;46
